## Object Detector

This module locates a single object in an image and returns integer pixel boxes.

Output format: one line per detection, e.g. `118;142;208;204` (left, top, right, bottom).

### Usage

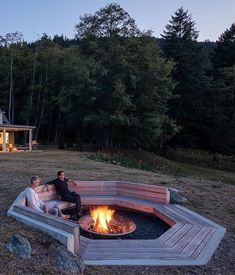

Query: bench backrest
34;181;169;204
36;184;59;201
69;181;117;196
70;181;169;204
117;181;169;204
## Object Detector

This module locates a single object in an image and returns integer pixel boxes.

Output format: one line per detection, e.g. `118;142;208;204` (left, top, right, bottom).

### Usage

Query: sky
0;0;235;42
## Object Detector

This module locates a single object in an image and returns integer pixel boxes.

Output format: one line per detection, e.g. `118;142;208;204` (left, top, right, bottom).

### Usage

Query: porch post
29;129;32;152
2;128;7;152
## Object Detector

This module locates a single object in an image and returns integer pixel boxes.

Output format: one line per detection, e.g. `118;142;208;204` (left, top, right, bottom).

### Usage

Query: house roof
0;108;35;130
0;124;36;131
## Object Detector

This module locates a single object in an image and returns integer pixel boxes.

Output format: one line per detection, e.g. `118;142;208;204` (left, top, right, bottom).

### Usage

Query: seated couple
26;171;81;220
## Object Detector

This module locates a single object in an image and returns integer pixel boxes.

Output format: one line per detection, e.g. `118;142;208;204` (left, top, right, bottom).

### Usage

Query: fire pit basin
78;213;136;237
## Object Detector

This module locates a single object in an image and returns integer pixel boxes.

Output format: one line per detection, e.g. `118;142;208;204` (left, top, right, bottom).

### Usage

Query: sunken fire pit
78;206;136;237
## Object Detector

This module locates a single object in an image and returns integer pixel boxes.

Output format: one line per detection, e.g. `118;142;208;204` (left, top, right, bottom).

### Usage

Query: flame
90;206;115;233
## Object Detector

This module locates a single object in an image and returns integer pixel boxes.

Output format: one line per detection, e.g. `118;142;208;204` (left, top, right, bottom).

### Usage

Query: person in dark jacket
44;170;81;218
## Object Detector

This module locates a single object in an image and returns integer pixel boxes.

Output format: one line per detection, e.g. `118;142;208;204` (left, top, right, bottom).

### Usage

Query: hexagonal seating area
8;181;226;266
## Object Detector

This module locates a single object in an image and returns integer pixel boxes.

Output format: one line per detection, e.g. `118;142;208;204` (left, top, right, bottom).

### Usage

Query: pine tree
205;23;235;153
212;23;235;70
161;7;207;148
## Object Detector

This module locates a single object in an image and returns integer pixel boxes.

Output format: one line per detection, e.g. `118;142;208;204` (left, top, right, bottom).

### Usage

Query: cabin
0;108;35;152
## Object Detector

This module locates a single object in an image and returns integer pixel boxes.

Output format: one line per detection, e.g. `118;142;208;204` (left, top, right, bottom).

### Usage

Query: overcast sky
1;0;234;42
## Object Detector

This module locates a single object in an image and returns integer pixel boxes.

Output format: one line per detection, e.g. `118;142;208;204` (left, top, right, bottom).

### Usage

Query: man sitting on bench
26;176;69;219
44;170;82;219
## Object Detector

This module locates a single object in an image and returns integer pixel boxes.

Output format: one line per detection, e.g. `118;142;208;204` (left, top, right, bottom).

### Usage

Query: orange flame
90;206;115;233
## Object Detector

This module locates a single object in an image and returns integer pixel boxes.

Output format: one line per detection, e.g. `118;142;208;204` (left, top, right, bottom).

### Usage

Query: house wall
9;132;15;151
0;132;9;144
9;132;14;145
0;132;15;151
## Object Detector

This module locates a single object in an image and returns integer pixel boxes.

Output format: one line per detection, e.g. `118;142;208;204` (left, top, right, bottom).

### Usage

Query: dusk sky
1;0;234;42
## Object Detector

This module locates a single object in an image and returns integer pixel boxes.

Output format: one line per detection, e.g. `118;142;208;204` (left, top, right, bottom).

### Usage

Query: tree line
0;4;234;154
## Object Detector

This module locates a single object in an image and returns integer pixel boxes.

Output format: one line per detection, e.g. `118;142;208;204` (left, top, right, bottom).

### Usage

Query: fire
90;206;115;233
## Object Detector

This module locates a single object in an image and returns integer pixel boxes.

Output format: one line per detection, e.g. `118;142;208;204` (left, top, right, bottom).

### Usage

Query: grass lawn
0;150;234;274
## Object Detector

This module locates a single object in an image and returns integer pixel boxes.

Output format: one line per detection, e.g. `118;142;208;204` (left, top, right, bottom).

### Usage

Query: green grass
177;162;235;184
89;149;235;185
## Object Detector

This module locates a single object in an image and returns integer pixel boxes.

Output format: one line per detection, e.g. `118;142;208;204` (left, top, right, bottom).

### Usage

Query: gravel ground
0;150;234;275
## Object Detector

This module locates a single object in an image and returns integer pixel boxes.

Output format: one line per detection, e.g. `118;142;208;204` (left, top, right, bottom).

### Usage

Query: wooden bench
13;205;80;254
7;188;80;254
68;180;170;207
24;181;169;211
7;181;225;265
35;184;76;210
7;181;170;255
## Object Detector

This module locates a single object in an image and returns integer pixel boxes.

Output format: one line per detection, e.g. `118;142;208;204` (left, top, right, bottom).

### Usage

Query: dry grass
0;149;234;274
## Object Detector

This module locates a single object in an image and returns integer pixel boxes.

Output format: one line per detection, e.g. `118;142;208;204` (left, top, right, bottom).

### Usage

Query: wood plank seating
69;180;170;207
7;180;226;266
36;184;76;210
11;205;80;254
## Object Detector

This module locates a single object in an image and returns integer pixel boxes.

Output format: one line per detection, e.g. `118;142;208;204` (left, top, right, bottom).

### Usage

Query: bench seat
44;199;76;210
35;184;76;209
7;180;226;266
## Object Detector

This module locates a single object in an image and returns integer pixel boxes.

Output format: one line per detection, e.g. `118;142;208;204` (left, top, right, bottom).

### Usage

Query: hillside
0;150;234;274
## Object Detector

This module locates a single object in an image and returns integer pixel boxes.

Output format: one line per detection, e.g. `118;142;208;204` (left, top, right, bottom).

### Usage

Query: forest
0;4;235;154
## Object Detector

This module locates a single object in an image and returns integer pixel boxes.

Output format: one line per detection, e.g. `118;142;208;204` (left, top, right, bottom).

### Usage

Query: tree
73;4;177;149
161;7;207;148
212;23;235;70
205;23;235;153
75;3;151;39
0;32;23;123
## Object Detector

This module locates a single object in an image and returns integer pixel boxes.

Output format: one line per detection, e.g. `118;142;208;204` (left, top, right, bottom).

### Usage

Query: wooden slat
36;184;59;201
14;205;79;233
80;236;91;244
86;245;172;253
157;223;185;243
81;195;117;206
82;251;188;260
172;205;215;227
191;227;216;259
74;186;116;191
69;182;117;195
156;205;196;224
38;191;59;201
116;199;154;214
153;207;177;225
172;226;202;251
13;205;80;254
44;199;76;210
117;182;169;204
164;224;194;247
118;188;168;203
117;181;167;193
73;181;117;187
78;190;116;196
181;226;212;256
36;184;57;192
87;239;166;248
79;236;91;256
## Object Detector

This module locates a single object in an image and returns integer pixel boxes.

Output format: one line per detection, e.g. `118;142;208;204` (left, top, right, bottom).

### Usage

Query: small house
0;108;35;152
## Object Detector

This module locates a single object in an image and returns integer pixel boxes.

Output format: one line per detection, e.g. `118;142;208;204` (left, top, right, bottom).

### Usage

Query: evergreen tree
212;23;235;70
205;23;235;153
161;7;207;148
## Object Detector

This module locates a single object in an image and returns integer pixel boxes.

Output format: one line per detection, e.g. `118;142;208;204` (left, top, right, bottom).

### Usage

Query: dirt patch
0;150;234;274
